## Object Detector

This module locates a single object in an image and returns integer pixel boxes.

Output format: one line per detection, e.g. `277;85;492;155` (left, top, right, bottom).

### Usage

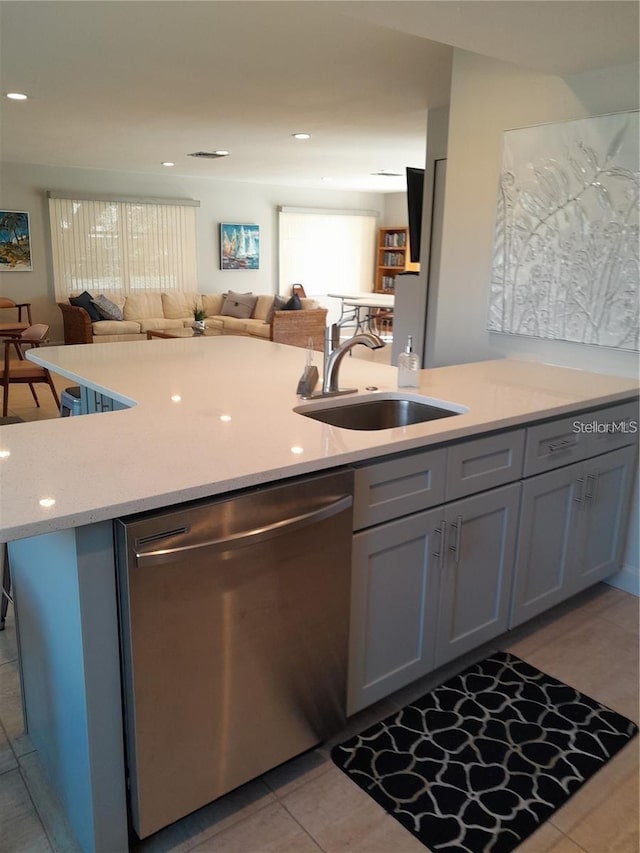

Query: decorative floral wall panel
488;111;639;351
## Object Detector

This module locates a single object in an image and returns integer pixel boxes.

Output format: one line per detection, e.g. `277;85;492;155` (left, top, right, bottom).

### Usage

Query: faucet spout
322;327;385;395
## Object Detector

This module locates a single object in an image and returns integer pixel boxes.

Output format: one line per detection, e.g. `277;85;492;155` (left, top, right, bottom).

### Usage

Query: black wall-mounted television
406;166;425;264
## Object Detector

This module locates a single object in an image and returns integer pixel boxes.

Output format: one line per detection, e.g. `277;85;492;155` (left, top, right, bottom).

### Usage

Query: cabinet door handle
574;476;585;504
448;515;463;564
585;471;599;503
432;521;446;571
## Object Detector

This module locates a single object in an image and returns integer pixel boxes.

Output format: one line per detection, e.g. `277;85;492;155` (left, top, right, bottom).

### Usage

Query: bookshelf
374;227;420;293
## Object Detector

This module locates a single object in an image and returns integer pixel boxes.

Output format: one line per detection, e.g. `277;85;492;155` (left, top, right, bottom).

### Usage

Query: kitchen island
1;337;638;851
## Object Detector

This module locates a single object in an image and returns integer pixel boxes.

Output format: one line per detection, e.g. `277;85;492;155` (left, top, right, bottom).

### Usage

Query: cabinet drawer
524;415;591;476
524;400;639;476
579;400;639;455
353;447;446;530
445;429;525;501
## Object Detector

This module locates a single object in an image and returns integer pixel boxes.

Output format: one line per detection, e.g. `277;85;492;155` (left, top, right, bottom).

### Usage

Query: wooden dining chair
0;296;32;336
1;324;60;416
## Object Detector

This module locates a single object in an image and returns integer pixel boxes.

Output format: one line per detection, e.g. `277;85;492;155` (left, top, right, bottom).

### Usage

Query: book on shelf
383;231;407;248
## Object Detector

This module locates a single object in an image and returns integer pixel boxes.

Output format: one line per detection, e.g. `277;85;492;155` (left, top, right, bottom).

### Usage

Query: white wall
0;161;387;342
433;52;639;377
381;193;408;227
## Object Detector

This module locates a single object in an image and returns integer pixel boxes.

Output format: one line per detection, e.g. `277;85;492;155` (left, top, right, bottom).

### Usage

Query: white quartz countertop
1;336;637;542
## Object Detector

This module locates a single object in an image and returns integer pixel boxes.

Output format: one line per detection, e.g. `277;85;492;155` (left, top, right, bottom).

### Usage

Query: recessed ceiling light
321;177;333;182
39;497;56;508
292;133;311;140
6;92;28;100
161;161;175;167
213;150;230;157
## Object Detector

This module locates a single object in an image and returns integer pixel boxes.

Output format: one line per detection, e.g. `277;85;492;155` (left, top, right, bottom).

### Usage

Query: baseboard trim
605;564;640;597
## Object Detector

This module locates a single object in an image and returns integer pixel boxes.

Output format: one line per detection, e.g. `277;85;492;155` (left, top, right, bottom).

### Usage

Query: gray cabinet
348;508;441;714
435;483;521;667
347;400;637;715
348;482;521;714
510;443;636;628
348;429;524;715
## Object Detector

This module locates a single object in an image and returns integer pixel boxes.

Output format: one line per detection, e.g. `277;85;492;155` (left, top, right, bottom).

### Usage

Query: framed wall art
220;222;260;270
0;210;32;271
488;111;639;351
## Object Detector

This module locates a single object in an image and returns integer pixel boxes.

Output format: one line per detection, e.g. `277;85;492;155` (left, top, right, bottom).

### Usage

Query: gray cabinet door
435;483;520;667
571;444;637;592
348;507;442;715
509;461;584;629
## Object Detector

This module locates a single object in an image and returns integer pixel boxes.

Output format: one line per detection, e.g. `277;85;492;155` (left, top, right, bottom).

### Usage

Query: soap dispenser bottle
397;335;419;388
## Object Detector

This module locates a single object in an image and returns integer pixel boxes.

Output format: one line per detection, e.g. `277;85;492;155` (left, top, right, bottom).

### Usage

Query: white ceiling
0;1;637;193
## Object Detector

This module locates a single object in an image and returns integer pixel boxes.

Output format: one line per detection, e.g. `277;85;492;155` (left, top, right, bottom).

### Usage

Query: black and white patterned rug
332;651;637;853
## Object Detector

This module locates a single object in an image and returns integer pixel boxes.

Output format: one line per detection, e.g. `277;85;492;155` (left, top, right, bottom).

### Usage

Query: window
278;207;377;324
48;193;198;301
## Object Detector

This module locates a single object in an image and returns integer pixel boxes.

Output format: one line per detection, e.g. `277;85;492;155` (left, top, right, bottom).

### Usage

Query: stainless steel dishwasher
114;469;353;840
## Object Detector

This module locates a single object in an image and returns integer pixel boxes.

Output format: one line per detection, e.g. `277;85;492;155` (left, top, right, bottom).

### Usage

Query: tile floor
1;370;638;853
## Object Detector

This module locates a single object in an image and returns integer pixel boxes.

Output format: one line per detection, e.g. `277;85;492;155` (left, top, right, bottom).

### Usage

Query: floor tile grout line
279;799;327;853
185;795;317;853
0;715;19;776
17;760;56;853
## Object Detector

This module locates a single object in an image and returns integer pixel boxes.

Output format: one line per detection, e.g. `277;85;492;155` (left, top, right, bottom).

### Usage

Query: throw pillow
221;291;258;319
266;295;287;324
92;294;124;321
69;291;102;322
282;293;302;311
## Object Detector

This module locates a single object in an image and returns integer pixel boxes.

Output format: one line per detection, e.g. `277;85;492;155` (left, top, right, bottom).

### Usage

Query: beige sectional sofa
58;291;327;349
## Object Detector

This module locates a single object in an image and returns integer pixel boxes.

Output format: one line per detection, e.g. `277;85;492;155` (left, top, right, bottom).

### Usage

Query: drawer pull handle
448;515;463;565
574;477;585;504
547;437;577;453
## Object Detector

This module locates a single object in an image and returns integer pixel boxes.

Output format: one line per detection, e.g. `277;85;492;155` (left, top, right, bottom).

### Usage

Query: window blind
278;207;377;322
48;194;198;301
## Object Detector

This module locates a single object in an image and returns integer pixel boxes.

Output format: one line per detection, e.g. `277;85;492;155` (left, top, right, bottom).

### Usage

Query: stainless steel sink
294;393;466;431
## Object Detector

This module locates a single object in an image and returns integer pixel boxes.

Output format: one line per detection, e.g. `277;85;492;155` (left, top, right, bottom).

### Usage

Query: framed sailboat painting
220;223;260;270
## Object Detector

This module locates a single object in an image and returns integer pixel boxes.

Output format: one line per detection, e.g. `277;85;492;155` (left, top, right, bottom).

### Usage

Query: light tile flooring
1;372;638;853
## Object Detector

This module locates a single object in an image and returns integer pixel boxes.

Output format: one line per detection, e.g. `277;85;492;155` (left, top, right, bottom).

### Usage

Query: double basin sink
294;392;467;431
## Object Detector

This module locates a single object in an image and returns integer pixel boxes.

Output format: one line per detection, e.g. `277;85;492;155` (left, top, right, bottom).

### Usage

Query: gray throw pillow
266;295;287;324
221;291;258;319
92;294;124;321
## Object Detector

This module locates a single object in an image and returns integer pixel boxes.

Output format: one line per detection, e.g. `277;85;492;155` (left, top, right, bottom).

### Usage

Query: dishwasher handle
134;494;353;567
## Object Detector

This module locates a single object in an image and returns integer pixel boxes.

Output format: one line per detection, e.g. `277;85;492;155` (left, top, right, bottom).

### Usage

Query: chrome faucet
319;325;385;397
